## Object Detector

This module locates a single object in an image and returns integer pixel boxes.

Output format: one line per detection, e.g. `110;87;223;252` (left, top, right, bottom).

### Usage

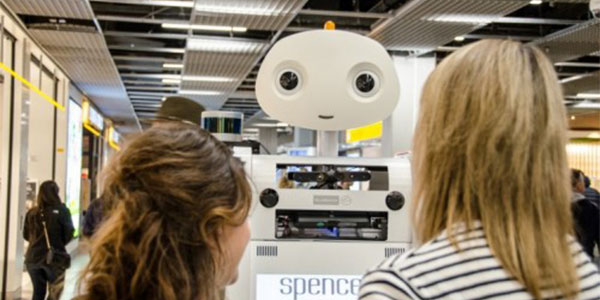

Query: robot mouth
318;115;334;120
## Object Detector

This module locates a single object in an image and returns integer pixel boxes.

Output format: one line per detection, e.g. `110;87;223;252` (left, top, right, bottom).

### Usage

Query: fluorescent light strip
195;4;283;16
179;90;223;96
529;0;543;4
162;23;246;32
163;63;183;69
573;101;600;109
560;74;590;83
426;14;500;25
182;75;236;82
186;38;265;52
576;93;600;99
0;61;65;111
162;78;182;84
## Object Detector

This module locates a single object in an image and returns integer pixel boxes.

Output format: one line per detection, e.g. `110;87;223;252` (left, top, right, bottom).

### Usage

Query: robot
227;24;411;300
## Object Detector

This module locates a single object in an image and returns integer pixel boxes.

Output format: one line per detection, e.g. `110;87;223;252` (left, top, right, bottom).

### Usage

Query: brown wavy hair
412;40;577;298
75;123;252;300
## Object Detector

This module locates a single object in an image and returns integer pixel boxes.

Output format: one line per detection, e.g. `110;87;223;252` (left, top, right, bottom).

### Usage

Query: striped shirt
359;225;600;300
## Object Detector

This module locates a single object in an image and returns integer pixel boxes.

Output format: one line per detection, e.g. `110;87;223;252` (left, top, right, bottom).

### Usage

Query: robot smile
319;115;334;120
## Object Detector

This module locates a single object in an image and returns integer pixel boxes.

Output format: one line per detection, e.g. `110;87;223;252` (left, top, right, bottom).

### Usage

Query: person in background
24;181;75;300
75;123;252;300
153;96;206;127
359;40;600;299
81;96;206;238
584;175;600;206
572;169;600;259
82;195;103;238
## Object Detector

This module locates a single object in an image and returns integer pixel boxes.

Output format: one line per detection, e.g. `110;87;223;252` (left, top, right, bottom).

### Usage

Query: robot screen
276;164;389;191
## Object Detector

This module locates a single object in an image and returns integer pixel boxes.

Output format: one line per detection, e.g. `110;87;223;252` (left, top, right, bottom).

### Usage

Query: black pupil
356;73;375;93
280;71;299;90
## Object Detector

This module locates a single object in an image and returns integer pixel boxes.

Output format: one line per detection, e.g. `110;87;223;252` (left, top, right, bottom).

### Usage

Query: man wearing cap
153;96;206;127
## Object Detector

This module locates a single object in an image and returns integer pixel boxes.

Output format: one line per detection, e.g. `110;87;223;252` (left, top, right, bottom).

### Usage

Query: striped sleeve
359;269;421;300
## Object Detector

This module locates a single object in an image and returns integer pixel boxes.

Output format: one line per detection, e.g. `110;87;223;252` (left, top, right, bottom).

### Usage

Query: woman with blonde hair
75;123;252;300
359;40;600;299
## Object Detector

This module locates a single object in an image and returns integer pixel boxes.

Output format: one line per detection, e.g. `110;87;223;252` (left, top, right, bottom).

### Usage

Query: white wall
27;63;54;185
381;55;436;157
0;5;73;297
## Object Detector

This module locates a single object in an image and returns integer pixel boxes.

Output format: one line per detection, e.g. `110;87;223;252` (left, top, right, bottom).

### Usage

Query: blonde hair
76;123;251;300
412;40;577;298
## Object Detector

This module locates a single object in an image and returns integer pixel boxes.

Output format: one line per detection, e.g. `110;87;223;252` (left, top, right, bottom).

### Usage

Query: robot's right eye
276;69;302;95
279;71;299;91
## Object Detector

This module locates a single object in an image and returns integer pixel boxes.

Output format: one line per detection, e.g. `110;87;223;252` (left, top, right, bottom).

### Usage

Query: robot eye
355;73;375;93
276;69;302;95
279;71;299;91
353;71;379;97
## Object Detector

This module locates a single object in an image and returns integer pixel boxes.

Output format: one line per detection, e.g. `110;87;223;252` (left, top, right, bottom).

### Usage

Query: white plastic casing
227;155;412;300
256;30;400;131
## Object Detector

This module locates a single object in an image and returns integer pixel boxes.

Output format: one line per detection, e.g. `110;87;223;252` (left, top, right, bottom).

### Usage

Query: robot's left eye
352;71;380;98
276;69;302;95
279;71;299;91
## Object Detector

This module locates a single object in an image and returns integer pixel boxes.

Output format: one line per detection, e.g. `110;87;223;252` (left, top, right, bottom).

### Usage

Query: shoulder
360;226;504;300
569;240;600;296
359;250;422;300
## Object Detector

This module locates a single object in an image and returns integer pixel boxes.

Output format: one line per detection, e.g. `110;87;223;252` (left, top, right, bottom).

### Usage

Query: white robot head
256;29;400;131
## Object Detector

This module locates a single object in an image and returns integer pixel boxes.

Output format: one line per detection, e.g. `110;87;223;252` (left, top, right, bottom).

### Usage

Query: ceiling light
186;38;266;53
152;1;193;7
195;4;282;16
162;23;246;32
573;101;600;109
162;78;182;84
179;90;222;96
426;14;499;25
560;74;590;83
588;132;600;139
454;36;465;42
182;75;236;82
575;93;600;99
162;97;167;101
529;0;543;5
571;115;576;120
163;63;183;69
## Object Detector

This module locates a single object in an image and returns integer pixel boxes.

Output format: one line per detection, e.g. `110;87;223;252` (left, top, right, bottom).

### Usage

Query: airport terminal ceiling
2;0;598;133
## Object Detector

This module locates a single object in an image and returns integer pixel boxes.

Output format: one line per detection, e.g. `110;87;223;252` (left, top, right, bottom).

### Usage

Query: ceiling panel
530;18;600;63
4;0;95;19
369;0;529;52
29;29;139;132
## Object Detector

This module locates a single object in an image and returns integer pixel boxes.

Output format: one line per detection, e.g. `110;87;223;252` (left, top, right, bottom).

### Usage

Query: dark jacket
23;204;74;266
82;197;104;237
572;198;600;258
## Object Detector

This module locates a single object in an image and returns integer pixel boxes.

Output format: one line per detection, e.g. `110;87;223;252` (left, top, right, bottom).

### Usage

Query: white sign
88;106;104;130
111;128;120;144
256;274;362;300
66;100;82;236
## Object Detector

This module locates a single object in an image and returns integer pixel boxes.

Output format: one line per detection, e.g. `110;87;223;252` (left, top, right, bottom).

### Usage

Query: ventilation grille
256;245;278;257
385;247;406;258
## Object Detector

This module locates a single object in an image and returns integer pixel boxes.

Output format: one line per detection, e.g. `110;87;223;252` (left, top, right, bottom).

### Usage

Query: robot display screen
256;274;362;300
202;117;242;134
276;164;389;190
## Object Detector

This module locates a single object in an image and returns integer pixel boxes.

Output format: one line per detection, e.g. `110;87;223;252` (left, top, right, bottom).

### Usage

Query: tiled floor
19;253;89;300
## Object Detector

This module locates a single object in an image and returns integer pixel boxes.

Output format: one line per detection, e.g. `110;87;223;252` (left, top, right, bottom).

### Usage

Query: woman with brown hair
359;40;600;299
75;123;252;300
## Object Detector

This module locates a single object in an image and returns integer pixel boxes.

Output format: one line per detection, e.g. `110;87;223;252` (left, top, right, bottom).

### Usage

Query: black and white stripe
359;225;600;300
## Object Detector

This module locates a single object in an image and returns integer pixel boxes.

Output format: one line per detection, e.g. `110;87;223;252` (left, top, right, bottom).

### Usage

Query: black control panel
276;210;388;241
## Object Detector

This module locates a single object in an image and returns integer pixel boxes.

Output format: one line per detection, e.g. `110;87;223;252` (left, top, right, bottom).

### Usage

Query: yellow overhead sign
346;121;383;143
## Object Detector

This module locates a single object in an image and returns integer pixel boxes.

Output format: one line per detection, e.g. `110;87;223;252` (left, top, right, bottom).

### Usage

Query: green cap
155;96;205;126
